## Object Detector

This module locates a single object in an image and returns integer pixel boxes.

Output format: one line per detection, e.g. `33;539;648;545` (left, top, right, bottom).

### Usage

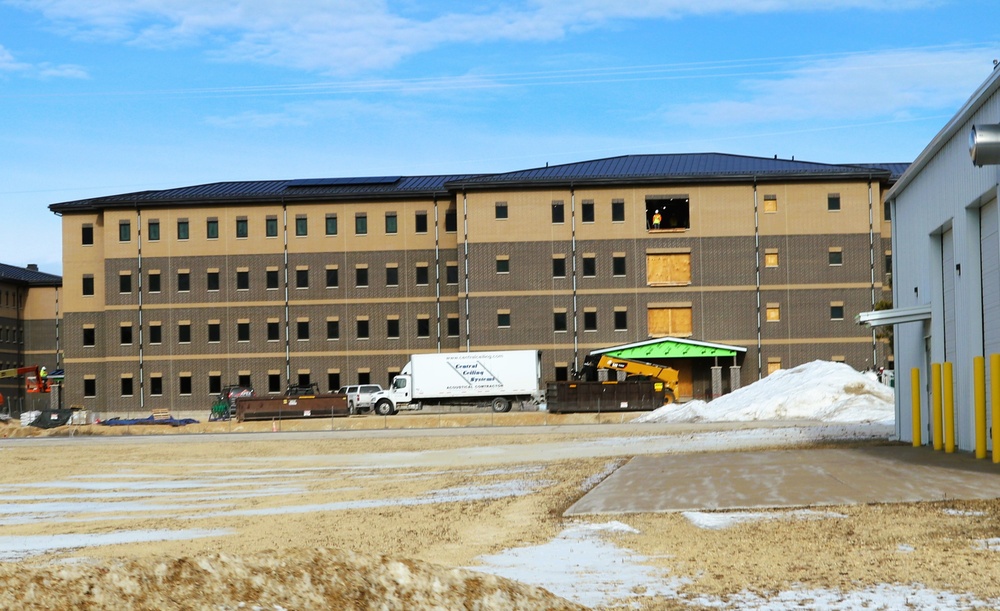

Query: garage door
943;229;957;366
981;199;999;451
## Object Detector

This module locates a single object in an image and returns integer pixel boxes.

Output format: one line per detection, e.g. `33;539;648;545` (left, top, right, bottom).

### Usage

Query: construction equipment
0;366;51;394
577;354;679;403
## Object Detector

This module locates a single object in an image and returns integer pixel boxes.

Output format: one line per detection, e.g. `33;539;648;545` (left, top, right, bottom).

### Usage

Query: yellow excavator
577;354;679;403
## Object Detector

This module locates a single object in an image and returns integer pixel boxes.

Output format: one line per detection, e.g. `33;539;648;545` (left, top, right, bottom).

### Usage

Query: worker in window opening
652;210;662;229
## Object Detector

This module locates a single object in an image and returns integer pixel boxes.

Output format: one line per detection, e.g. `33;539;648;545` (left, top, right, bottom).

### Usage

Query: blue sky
2;0;999;274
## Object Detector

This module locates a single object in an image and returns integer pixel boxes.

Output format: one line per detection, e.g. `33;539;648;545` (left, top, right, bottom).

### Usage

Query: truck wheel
491;397;510;413
375;400;394;416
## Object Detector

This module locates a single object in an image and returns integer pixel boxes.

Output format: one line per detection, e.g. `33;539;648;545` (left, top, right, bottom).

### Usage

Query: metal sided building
882;66;1000;453
50;153;897;418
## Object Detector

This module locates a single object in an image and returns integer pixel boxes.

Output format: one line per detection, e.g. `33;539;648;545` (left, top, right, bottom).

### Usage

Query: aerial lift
0;366;51;394
577;354;680;403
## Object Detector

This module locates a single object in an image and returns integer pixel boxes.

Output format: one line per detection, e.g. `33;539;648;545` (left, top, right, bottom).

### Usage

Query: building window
830;303;845;320
828;194;841;211
268;320;280;341
765;249;779;268
445;208;457;232
357;318;370;340
178;322;191;343
495;202;508;220
208;322;221;343
646;252;692;286
386;265;399;287
355;213;367;236
326;267;339;289
387;317;400;339
82;225;94;245
148;272;161;293
177;219;189;240
120;325;133;345
446;263;458;285
237;321;250;342
581;200;595;223
209;374;222;395
147;220;160;241
417;317;430;338
295;215;308;236
149;375;162;396
828;248;843;266
207;271;220;292
177;271;190;292
326;319;339;340
497;311;511;328
763;194;778;213
207;218;219;239
236;270;249;290
496;256;510;274
414;211;428;233
647;305;693;337
766;303;780;322
553;311;567;332
269;373;281;394
83;378;97;398
238;373;251;388
324;214;338;236
614;309;628;331
447;316;459;337
551;201;565;224
612;255;626;277
296;268;309;289
266;216;278;238
356;266;369;288
415;264;429;286
583;310;597;332
884;203;891;222
646;197;688;229
266;269;279;290
612;199;626;223
82;327;95;347
297;320;310;340
385;212;397;235
328;372;341;393
148;323;161;344
582;255;596;278
552;256;566;278
179;374;192;396
236;218;248;238
119;221;131;242
119;273;132;294
82;275;94;297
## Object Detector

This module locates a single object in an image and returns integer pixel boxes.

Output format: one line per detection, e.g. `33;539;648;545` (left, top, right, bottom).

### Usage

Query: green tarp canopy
606;340;739;360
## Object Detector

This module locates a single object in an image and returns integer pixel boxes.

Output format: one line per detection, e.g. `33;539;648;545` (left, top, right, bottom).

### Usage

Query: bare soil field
1;416;999;609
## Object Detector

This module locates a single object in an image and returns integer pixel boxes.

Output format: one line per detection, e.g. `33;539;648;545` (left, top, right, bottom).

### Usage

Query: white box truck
371;350;542;415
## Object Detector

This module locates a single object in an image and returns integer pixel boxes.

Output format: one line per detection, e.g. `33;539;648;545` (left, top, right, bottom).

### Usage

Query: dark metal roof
49;174;481;212
850;162;911;181
49;153;903;213
447;153;892;189
0;263;62;287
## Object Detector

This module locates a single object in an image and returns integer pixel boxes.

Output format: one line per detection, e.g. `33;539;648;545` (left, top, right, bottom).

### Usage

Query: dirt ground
2;417;1000;610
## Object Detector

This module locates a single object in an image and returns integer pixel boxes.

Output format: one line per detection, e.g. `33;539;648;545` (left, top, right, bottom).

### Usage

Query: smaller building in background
0;263;62;416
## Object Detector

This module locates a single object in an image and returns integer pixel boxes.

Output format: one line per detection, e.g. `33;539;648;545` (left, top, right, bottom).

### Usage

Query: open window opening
646;197;690;231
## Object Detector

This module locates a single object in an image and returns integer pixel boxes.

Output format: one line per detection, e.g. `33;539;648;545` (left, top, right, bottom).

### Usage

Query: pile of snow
637;360;893;425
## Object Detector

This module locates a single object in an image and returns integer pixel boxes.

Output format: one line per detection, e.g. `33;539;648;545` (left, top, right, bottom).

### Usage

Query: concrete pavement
566;445;1000;515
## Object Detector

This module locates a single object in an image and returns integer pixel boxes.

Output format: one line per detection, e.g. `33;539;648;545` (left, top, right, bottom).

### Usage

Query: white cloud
664;48;993;126
0;42;87;78
5;0;944;75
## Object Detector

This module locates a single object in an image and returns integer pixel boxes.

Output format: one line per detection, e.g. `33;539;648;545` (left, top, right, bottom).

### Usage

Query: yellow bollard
932;362;943;451
975;356;987;459
944;362;955;453
911;368;921;447
992;354;1000;464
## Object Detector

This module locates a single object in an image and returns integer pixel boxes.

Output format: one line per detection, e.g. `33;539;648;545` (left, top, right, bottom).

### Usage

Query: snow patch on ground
637;360;894;425
682;509;847;530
